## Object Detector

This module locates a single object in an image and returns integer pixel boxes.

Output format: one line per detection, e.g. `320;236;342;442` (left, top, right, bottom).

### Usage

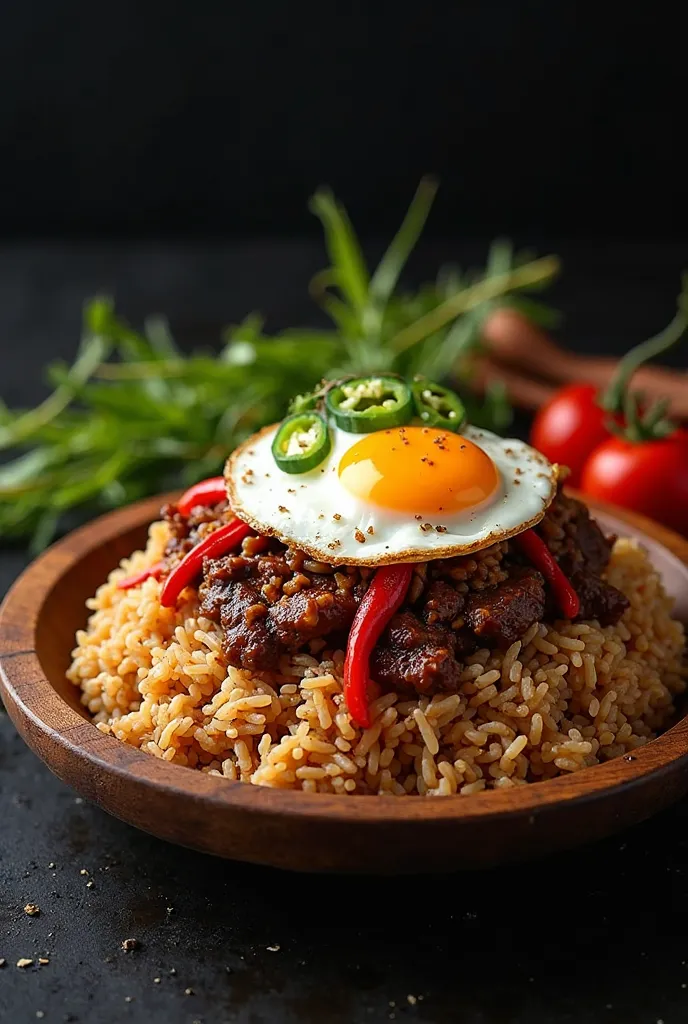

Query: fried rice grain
67;521;687;795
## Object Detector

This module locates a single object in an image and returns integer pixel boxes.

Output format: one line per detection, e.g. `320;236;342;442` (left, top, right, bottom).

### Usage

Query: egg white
226;423;558;566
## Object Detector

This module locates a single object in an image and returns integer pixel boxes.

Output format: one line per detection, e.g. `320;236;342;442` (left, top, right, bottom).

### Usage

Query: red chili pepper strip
514;529;580;619
117;561;165;590
343;563;414;729
161;519;252;607
177;476;226;517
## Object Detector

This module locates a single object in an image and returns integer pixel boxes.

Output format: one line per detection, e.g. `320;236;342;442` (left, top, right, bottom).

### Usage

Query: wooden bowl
1;492;687;874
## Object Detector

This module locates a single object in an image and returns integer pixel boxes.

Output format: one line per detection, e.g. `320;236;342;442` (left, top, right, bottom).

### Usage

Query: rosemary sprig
0;182;559;549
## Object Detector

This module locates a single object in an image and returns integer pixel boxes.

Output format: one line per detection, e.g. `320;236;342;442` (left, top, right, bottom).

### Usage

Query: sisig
69;375;687;796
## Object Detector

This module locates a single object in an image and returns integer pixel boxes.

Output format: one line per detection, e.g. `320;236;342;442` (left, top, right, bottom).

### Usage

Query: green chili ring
411;378;466;432
325;376;414;433
272;412;332;474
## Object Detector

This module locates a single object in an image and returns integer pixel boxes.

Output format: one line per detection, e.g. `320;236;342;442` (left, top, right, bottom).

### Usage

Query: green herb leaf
0;334;110;451
369;177;438;308
309;189;370;315
0;179;560;547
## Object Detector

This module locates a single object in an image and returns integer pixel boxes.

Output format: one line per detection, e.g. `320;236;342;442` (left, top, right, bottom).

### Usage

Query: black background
0;1;686;240
2;5;688;1023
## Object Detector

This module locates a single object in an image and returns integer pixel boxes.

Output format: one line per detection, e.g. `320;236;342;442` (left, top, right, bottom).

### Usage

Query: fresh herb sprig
0;180;559;549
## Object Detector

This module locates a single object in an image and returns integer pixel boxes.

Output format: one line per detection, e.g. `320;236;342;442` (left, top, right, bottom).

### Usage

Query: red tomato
580;430;688;536
530;384;612;486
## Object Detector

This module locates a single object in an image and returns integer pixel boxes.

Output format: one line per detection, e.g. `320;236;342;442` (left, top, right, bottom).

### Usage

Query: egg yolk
338;426;500;515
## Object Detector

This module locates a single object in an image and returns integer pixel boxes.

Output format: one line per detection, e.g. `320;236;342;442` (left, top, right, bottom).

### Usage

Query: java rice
67;521;686;796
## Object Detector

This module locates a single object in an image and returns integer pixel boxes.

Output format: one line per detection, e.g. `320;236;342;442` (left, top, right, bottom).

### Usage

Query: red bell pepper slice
117;561;165;590
514;528;580;619
343;563;414;729
176;476;226;517
160;518;252;607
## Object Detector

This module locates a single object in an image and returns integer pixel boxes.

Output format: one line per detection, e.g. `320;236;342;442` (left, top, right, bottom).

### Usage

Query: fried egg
226;422;558;566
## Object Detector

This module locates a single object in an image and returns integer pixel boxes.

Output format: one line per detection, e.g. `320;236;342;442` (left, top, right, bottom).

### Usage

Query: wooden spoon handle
470;358;557;409
482;309;688;417
472;355;688;421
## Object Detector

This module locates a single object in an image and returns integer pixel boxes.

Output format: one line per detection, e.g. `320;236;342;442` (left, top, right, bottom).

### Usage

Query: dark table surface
1;239;687;1024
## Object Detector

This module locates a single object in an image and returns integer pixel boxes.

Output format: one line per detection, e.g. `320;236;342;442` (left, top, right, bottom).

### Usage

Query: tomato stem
599;272;688;442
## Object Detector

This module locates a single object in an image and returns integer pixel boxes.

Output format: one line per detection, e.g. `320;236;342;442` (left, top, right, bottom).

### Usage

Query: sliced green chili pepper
272;412;332;474
411;377;466;432
325;376;414;433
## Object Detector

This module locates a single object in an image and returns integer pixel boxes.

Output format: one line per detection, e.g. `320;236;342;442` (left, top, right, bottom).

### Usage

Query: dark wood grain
1;491;687;874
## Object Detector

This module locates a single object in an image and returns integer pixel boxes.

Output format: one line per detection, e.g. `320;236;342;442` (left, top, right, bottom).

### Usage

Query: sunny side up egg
226;422;559;566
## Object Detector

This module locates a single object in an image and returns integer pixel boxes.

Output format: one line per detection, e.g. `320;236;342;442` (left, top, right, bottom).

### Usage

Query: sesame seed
16;959;33;968
24;903;40;916
333;513;341;521
278;506;289;513
38;959;49;965
367;526;374;535
354;530;366;544
121;939;138;952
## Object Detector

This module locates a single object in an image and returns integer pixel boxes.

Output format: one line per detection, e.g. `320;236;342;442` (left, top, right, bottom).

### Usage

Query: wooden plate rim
2;490;688;826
